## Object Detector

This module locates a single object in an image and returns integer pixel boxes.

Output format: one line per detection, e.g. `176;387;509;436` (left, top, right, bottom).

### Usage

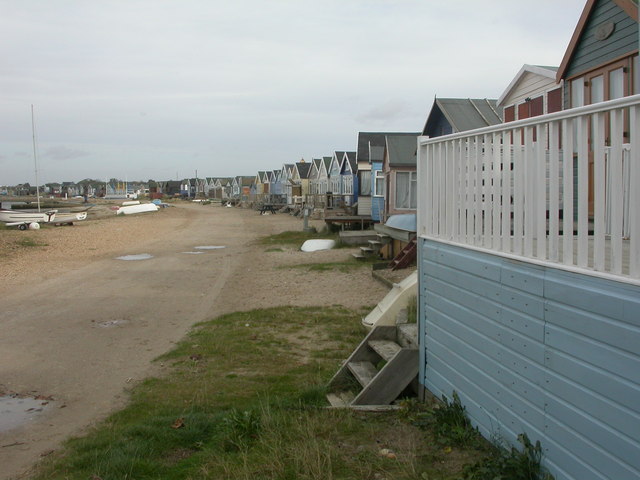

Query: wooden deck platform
324;215;372;230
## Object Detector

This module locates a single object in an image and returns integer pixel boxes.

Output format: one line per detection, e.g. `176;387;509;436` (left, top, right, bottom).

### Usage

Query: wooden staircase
327;322;418;407
352;233;391;260
389;236;417;270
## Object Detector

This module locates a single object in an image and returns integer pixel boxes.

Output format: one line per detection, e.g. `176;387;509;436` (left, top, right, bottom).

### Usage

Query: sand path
0;203;389;479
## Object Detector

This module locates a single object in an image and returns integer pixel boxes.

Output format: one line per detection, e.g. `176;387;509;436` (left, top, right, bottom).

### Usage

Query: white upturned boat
115;203;159;215
0;209;56;223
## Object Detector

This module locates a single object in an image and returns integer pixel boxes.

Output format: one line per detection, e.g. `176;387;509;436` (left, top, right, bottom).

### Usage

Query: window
344;176;353;195
358;170;371;196
609;68;624;99
330;176;341;194
395;172;417;209
590;75;604;103
547;87;562;113
634;56;639;94
504;105;515;122
571;77;585;108
374;170;385;197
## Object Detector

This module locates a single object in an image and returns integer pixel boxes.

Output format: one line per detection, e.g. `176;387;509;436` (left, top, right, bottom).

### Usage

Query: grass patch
407;294;418;323
405;393;555;480
463;433;555;480
281;257;378;273
33;307;487;480
257;229;338;247
15;236;48;247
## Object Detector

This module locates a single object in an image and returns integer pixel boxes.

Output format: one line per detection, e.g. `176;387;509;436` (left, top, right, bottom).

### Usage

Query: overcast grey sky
1;0;586;185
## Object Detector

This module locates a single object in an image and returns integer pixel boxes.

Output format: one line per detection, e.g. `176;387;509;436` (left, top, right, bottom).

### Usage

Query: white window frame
395;171;417;209
374;170;385;197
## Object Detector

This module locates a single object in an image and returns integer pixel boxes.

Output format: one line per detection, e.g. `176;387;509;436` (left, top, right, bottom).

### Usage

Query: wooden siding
419;239;640;480
357;196;372;216
502;71;559;109
371;161;384;222
565;0;638;79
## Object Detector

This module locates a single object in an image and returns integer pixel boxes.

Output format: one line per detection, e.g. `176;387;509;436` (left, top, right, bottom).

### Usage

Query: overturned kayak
115;203;159;215
300;239;335;252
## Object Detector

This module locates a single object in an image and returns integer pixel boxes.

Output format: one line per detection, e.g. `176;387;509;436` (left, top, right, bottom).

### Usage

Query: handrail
419;94;640;145
417;96;640;284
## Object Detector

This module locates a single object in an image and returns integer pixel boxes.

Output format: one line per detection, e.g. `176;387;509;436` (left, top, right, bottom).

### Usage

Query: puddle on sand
98;319;129;328
0;395;52;433
194;246;226;250
181;251;204;255
115;253;153;261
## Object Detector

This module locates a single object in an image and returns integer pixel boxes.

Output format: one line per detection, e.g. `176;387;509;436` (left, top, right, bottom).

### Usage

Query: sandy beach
0;202;394;479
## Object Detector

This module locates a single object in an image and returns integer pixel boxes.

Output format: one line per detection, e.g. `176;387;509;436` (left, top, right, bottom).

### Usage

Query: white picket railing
417;94;640;284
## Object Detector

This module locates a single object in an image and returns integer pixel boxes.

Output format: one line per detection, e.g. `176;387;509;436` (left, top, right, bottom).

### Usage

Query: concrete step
397;323;418;349
352;253;366;260
360;246;374;254
368;339;401;361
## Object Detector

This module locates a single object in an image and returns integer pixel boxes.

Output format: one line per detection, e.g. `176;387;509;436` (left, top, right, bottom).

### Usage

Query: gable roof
386;135;419;167
423;98;502;135
312;158;323;174
295;161;312;179
356;132;420;163
342;151;357;173
557;0;639;81
497;64;560;106
370;145;385;163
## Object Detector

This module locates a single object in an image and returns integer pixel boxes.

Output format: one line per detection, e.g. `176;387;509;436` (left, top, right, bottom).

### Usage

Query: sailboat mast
31;104;41;212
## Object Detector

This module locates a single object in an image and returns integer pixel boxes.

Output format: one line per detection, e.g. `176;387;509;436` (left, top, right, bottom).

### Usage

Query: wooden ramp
327;323;418;407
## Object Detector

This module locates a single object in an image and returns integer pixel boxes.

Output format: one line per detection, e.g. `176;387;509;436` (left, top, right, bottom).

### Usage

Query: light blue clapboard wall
418;239;640;480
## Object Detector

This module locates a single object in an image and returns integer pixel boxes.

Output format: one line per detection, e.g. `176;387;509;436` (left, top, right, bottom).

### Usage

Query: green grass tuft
33;308;488;480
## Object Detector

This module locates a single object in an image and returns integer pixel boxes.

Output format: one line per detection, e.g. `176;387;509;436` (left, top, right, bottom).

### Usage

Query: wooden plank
501;131;511;254
452;138;461;242
513;137;524;255
474;135;483;246
593;112;606;272
548;121;560;262
326;393;348;407
492;132;501;251
609;109;623;275
631;105;640;278
524;126;534;257
535;124;546;260
562;118;574;266
348;361;378;387
577;115;588;268
327;325;396;391
446;140;454;239
434;143;441;236
353;349;418;405
368;340;401;361
482;134;491;249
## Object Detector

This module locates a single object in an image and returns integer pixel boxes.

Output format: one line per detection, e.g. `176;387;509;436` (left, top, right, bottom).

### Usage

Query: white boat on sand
115;203;159;215
0;209;56;224
53;211;88;224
